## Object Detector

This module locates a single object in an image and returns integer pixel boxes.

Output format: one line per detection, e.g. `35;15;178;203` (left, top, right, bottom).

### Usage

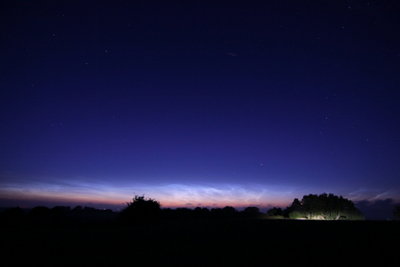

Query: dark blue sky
1;0;400;209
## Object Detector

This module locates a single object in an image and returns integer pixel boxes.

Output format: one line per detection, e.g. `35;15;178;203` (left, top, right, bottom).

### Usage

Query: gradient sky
1;1;400;210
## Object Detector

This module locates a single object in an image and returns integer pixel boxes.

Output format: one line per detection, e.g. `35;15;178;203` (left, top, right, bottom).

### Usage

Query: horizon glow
1;177;398;210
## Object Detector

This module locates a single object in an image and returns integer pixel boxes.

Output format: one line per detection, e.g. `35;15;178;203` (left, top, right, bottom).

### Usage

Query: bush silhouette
285;193;364;220
119;195;161;223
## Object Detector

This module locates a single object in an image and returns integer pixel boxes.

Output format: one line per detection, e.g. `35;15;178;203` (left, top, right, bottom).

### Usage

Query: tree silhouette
221;206;237;217
266;207;283;217
394;205;400;220
193;207;210;218
29;206;51;224
286;193;363;220
1;207;25;225
119;195;161;223
242;207;261;217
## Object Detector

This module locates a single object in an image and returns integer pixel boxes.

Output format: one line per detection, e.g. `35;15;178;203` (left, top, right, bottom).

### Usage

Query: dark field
1;219;399;266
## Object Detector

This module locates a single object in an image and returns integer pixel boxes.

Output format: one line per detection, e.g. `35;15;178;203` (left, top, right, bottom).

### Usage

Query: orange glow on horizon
0;181;307;209
0;188;290;209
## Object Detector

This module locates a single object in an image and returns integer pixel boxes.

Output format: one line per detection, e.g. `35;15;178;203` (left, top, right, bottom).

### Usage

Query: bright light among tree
284;193;364;220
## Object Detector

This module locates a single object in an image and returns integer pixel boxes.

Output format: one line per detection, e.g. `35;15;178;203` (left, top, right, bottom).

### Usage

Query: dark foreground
1;219;399;266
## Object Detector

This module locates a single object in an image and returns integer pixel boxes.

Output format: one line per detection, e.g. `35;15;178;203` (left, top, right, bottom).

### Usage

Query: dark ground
0;219;399;266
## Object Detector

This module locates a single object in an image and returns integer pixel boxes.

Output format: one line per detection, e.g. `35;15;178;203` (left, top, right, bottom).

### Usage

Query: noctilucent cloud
1;1;400;209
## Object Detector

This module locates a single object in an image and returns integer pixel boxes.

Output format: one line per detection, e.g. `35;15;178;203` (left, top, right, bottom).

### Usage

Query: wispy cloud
346;188;400;202
3;174;396;209
0;176;302;208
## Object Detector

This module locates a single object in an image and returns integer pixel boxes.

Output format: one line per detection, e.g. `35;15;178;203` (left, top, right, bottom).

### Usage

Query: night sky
1;1;400;211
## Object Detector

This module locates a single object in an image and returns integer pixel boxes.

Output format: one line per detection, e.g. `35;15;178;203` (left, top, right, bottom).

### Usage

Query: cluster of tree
116;194;367;222
267;193;364;220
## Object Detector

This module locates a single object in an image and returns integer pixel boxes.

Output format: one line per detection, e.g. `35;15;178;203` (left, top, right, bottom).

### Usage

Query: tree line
2;193;400;225
120;193;366;222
